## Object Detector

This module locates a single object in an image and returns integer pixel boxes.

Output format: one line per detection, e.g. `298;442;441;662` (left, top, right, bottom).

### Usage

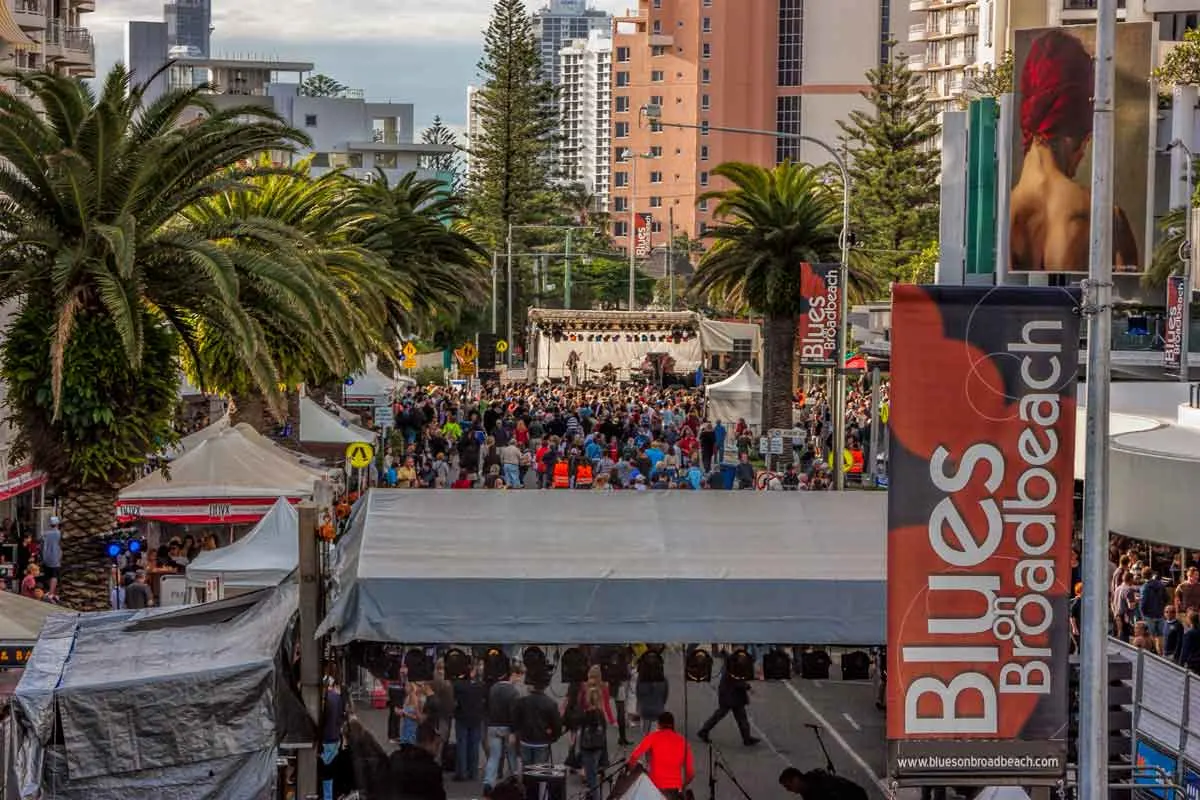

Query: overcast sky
89;0;630;136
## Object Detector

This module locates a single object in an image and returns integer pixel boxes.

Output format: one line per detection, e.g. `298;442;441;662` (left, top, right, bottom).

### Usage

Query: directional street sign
346;441;375;469
373;406;393;427
496;339;509;353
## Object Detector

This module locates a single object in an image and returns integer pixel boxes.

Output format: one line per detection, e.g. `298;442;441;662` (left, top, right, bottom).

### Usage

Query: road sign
496;339;509;353
461;342;477;362
402;341;417;358
460;362;477;377
758;437;768;455
880;402;890;425
373;406;393;427
403;356;417;369
769;435;784;455
770;428;805;439
346;441;374;469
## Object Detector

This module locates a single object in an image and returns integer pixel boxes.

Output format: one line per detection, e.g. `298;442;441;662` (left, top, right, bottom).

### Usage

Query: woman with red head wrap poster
1010;24;1152;272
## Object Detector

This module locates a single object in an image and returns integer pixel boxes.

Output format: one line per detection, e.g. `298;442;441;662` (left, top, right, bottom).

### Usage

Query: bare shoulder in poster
1009;27;1143;273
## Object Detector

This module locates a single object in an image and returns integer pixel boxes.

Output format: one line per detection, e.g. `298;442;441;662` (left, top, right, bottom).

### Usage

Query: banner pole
1181;151;1193;384
1080;0;1117;795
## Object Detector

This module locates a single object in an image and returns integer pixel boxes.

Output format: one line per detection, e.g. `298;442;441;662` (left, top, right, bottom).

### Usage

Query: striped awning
0;4;33;47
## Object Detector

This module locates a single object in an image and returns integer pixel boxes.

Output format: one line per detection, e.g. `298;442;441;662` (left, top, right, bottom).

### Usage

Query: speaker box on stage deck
841;650;871;681
560;647;589;684
522;764;567;800
637;651;665;683
799;649;832;680
762;649;792;681
597;646;631;684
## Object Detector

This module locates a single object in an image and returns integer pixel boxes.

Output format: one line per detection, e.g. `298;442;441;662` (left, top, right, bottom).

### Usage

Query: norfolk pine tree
420;115;462;185
469;0;558;248
838;44;941;287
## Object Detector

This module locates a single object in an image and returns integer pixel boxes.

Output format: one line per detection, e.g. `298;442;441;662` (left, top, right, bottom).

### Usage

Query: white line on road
842;713;862;732
783;681;891;799
702;683;789;765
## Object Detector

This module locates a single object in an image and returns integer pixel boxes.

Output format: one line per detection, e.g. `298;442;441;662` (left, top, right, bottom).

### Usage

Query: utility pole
667;206;675;311
1079;0;1116;796
1174;139;1195;383
491;252;498;335
629;154;638;310
506;224;514;368
564;228;573;309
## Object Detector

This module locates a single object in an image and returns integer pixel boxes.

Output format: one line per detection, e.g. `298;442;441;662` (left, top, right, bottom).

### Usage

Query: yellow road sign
346;441;374;469
403;356;417;369
461;342;477;362
460;363;477;377
402;341;417;358
880;402;890;425
496;339;509;353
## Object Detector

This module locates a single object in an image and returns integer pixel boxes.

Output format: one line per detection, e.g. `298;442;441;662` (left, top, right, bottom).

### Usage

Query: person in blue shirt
686;464;704;490
585;436;603;465
713;422;727;465
644;442;665;475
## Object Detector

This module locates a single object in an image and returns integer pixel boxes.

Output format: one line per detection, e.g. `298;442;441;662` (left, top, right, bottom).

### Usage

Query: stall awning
318;489;887;646
0;465;46;502
0;4;33;46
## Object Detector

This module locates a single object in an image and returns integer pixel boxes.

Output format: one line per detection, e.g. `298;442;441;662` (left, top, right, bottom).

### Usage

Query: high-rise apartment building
0;0;96;96
533;0;611;88
558;30;613;210
609;0;915;250
163;0;210;57
465;84;485;183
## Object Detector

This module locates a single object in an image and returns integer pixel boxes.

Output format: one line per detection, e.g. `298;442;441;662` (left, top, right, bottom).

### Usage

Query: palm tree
1146;206;1188;290
691;161;844;430
0;66;318;609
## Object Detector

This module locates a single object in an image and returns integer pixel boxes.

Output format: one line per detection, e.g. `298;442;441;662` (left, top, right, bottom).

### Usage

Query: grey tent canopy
318;489;886;646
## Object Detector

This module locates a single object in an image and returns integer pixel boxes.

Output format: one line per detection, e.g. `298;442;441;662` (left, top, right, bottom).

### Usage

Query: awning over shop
318;489;887;646
0;591;59;647
0;465;46;503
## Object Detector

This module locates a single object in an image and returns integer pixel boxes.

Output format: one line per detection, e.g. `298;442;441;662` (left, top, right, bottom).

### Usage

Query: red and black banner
634;213;653;259
1165;274;1186;371
887;285;1079;786
796;263;841;367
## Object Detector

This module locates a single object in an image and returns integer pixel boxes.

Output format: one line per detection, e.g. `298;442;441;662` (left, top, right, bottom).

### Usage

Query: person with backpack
1139;566;1169;654
578;684;614;800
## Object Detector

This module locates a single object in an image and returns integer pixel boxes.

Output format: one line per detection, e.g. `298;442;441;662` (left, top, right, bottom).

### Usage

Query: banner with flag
634;213;653;259
796;263;841;368
1166;274;1186;372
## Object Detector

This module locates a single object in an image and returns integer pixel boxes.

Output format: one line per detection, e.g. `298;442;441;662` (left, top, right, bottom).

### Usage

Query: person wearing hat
40;516;62;602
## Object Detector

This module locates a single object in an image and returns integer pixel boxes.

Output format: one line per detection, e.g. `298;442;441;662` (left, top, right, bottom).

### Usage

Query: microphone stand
707;743;717;800
806;726;836;775
712;752;753;800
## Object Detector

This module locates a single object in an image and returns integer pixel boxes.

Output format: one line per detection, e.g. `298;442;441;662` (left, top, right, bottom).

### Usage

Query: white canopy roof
166;414;230;460
705;363;763;427
299;397;376;446
186;498;299;589
345;356;409;398
0;590;60;643
120;428;318;501
232;423;328;475
318;489;886;646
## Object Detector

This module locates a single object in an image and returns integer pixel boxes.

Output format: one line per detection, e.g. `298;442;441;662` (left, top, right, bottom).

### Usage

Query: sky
89;0;630;137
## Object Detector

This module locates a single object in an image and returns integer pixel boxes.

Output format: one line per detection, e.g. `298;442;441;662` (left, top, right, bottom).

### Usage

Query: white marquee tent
705;363;763;428
118;428;317;524
318;489;886;646
186;497;299;593
299;397;376;446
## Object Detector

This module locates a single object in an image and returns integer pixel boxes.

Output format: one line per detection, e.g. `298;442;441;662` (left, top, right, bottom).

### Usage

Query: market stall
185;497;298;597
704;362;763;428
299;397;376;446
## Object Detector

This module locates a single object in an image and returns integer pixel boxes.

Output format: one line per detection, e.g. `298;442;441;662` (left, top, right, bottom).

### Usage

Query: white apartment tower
465;84;485;183
557;30;612;211
532;0;611;88
1;0;96;96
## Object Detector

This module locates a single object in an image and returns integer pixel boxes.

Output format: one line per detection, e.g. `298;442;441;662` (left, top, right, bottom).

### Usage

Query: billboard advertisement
887;285;1080;786
1133;739;1177;799
1010;22;1153;273
796;263;841;368
634;212;653;258
1166;275;1186;371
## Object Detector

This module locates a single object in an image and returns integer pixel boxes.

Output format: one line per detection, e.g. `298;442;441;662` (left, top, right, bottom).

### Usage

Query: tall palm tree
691;161;845;430
1147;206;1187;290
0;66;319;609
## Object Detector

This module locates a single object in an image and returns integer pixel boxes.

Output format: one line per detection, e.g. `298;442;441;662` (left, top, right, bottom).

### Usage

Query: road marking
812;680;823;688
842;713;861;731
783;681;890;798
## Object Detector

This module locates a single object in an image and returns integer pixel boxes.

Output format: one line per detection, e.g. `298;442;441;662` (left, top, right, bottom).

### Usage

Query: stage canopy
299;397;376;446
318;489;886;646
118;428;317;524
698;319;761;356
186;497;299;591
705;362;763;428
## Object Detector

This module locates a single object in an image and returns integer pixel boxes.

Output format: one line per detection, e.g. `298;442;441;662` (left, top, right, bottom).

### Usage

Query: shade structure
186;497;299;591
318;488;886;646
117;428;316;524
704;362;763;428
0;591;59;645
343;356;398;405
231;423;328;476
299;397;376;446
165;413;230;460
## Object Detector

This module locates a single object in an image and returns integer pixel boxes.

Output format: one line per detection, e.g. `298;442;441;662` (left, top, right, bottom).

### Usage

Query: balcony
62;26;92;65
13;0;45;30
949;51;969;66
950;19;979;35
908;54;928;71
73;0;93;10
909;23;928;41
909;0;929;9
649;33;673;46
1063;0;1125;7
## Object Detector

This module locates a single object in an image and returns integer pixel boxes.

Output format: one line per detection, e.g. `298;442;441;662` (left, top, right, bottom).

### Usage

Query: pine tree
838;45;942;286
468;0;559;248
420;116;461;183
965;50;1014;102
299;73;347;98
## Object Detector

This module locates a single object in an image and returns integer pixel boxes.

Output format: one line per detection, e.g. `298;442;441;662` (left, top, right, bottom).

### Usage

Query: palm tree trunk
762;314;798;431
230;390;272;433
58;488;119;611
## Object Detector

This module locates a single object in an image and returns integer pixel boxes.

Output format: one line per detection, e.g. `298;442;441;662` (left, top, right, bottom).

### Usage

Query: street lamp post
1170;138;1194;383
622;148;653;310
641;106;852;488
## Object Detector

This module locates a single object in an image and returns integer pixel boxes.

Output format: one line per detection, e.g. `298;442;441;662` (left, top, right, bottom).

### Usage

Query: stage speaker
730;338;752;371
685;648;713;682
762;648;792;681
560;647;589;684
799;649;832;680
841;650;871;681
637;651;666;683
478;333;498;369
523;646;551;687
597;645;631;684
522;764;567;800
726;648;756;681
444;648;472;681
405;647;434;682
483;647;510;683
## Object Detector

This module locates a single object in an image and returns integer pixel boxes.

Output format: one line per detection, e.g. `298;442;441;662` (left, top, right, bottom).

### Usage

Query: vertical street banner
1166;274;1186;371
796;263;841;367
634;213;653;258
887;285;1080;786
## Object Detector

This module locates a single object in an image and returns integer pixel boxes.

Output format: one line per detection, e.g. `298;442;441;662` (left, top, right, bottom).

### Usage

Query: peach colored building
608;0;914;253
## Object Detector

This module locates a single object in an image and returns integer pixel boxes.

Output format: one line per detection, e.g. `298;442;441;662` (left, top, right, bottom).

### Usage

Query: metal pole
668;205;675;311
491;252;498;334
869;366;882;482
564;228;573;309
995;93;1015;284
297;500;321;800
629;156;637;310
506;224;514;368
1080;0;1116;795
832;154;851;491
1181;145;1194;383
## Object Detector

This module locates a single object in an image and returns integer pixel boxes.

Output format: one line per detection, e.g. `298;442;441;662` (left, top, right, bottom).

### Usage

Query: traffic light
477;333;498;370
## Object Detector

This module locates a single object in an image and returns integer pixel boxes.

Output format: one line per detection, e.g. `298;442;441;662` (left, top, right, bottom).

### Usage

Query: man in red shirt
627;712;695;800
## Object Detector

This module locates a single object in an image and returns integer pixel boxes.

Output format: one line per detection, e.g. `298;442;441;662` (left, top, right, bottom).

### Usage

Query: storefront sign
0;645;32;666
888;285;1080;786
796;263;841;368
1166;274;1186;371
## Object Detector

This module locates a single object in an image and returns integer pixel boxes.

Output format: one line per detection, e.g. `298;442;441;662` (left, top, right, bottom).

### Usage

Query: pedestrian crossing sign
346;441;374;469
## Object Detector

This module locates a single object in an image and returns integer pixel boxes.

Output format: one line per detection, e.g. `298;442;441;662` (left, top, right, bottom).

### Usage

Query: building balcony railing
909;23;928;41
909;0;929;9
13;0;45;28
950;20;978;35
1063;0;1125;8
43;19;60;46
909;55;928;70
64;26;91;53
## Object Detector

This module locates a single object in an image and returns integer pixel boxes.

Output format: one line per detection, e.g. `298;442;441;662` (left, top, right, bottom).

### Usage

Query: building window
700;120;710;135
614;196;629;211
614;221;628;237
653;0;661;6
776;95;802;164
700;145;709;161
702;68;711;83
616;71;630;87
650;94;664;106
305;114;318;127
649;120;664;132
650;171;663;183
879;0;891;66
312;152;330;167
699;198;709;211
651;70;665;82
651;220;664;233
652;19;662;33
615;171;629;187
650;196;663;208
615;122;630;138
703;17;712;32
702;43;712;59
652;45;668;57
778;0;803;86
699;171;709;187
650;145;664;157
616;96;630;113
701;94;710;110
617;46;630;62
703;0;712;5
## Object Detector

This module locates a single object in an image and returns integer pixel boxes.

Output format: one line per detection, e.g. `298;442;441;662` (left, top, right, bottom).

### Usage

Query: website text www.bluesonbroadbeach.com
896;754;1063;772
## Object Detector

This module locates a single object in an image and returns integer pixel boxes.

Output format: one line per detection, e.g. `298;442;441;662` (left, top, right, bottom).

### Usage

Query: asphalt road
355;650;916;800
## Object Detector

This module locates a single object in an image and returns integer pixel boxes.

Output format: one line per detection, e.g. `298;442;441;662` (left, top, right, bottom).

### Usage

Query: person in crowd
39;515;62;601
734;452;756;491
399;681;426;746
19;563;39;598
319;666;346;800
635;657;670;737
453;662;487;782
513;680;562;766
697;660;760;747
1179;612;1200;674
1177;567;1200;615
429;661;456;747
390;720;447;800
125;569;153;609
627;712;695;800
1166;605;1185;662
577;683;613;800
779;766;868;800
483;663;521;794
1139;566;1169;653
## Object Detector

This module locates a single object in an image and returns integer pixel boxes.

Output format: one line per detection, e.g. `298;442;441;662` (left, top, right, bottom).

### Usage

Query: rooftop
175;55;314;72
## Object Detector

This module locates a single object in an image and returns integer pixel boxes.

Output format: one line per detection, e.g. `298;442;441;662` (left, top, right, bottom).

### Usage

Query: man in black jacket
513;682;563;766
697;664;759;746
391;720;447;800
779;766;868;800
453;664;488;781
